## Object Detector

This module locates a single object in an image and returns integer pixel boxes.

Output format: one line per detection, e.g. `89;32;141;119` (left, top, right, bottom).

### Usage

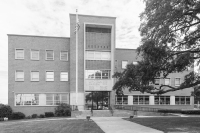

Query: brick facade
8;14;194;116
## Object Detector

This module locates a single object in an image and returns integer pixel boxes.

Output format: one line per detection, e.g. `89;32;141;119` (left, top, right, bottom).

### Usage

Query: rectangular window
154;96;170;105
46;71;54;81
31;71;39;81
15;70;24;81
175;96;190;105
86;51;111;60
122;61;128;69
85;70;111;79
60;51;68;61
133;95;149;105
46;50;54;60
175;78;181;86
115;95;128;105
164;78;170;85
15;94;39;106
15;49;24;59
31;50;39;60
15;93;69;106
154;78;160;85
60;72;68;81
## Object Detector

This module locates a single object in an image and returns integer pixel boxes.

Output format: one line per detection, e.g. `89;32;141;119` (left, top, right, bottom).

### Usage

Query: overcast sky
0;0;145;104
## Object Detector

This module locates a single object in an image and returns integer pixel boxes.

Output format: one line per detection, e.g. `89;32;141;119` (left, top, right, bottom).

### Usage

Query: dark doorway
85;91;110;110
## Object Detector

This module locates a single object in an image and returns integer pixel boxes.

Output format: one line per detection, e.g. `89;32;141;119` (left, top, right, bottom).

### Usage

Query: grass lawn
0;118;104;133
124;117;200;133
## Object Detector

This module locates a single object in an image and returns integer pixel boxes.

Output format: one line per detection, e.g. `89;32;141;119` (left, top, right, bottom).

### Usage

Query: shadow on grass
124;117;200;133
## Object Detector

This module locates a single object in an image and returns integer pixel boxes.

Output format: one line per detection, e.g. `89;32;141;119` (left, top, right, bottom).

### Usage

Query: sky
0;0;145;104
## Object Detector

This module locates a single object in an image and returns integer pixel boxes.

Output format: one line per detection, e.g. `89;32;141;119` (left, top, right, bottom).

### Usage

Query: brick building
8;14;194;116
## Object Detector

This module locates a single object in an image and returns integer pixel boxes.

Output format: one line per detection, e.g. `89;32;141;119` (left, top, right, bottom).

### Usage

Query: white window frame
122;60;128;69
164;78;171;85
31;49;39;60
15;49;24;59
60;51;68;61
46;50;54;60
175;77;181;86
31;71;39;81
60;72;68;81
46;71;54;81
15;70;24;81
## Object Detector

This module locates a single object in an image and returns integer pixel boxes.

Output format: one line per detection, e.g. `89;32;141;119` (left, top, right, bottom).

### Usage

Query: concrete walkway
91;117;163;133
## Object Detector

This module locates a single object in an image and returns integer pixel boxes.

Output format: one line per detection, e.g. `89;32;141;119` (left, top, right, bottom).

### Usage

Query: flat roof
7;34;70;39
70;13;116;19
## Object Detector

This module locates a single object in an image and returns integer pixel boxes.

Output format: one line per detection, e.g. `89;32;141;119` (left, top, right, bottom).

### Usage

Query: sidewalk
91;117;163;133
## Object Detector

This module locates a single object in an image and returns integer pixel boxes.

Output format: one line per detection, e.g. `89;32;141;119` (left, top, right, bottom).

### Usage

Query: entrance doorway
85;91;110;110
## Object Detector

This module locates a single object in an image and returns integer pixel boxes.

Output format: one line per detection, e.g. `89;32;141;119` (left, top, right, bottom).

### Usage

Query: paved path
91;117;163;133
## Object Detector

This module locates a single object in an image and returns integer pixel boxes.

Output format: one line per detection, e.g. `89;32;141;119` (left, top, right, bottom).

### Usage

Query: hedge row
158;109;200;114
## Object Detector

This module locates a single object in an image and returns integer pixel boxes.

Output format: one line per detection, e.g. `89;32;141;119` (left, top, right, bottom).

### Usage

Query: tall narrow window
31;71;39;81
15;49;24;59
46;50;54;60
60;51;68;61
46;71;54;81
122;61;128;69
60;72;68;81
175;78;181;86
31;50;39;60
15;70;24;81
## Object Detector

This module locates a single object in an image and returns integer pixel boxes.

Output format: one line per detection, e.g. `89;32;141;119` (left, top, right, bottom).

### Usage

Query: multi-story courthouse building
8;14;194;116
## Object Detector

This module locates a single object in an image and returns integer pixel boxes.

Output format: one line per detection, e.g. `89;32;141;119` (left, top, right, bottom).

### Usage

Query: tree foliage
113;0;200;94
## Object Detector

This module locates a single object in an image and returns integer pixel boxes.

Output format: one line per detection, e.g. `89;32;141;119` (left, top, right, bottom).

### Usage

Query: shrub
158;109;182;114
11;112;25;120
26;116;31;119
181;110;200;114
31;114;38;118
0;104;12;118
54;103;71;117
45;112;54;117
39;114;45;118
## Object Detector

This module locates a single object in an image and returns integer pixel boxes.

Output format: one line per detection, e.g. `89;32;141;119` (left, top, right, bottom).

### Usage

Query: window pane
16;70;24;81
122;61;128;69
54;94;60;105
61;72;68;81
116;96;122;104
95;70;101;79
164;78;170;85
46;94;53;105
60;51;68;61
15;49;24;59
175;78;181;86
86;51;94;60
102;70;110;79
31;50;39;60
154;78;160;85
123;95;128;105
155;96;159;105
101;52;111;60
46;71;54;81
15;94;39;106
133;96;138;104
95;52;101;60
31;71;39;81
85;70;95;79
46;50;54;60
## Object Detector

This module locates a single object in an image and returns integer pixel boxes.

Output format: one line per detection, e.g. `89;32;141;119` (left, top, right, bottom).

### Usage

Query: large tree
113;0;200;94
